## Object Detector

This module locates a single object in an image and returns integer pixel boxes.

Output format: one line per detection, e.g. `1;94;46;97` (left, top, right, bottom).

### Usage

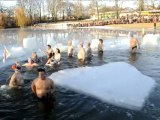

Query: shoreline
1;21;160;33
31;21;160;31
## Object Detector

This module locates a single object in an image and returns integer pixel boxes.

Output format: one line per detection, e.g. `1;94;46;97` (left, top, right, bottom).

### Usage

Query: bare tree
35;0;43;22
112;0;124;19
47;0;63;21
66;2;74;19
17;0;38;24
138;0;144;14
89;0;100;20
148;0;158;9
73;0;84;20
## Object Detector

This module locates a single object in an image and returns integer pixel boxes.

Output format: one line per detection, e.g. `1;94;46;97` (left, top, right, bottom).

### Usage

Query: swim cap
11;64;17;70
11;64;21;70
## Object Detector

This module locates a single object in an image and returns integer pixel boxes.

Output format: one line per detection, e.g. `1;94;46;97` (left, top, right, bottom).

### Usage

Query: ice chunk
142;34;160;46
23;37;37;50
11;47;25;57
49;62;156;110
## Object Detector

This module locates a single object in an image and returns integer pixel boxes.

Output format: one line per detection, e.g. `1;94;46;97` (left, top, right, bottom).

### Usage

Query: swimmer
130;34;140;53
46;45;53;58
9;65;23;89
22;58;38;70
31;52;40;63
86;42;92;60
68;40;74;57
98;39;104;55
77;43;85;62
46;48;61;66
45;53;54;66
31;68;55;100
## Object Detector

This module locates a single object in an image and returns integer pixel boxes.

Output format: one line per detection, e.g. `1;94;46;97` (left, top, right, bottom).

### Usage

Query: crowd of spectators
67;15;160;28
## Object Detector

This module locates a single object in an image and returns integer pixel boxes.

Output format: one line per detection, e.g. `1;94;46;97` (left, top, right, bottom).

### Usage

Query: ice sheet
142;34;160;47
49;62;156;110
23;37;38;50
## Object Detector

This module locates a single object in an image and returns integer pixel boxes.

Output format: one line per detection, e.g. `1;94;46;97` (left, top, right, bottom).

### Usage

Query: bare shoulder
10;73;16;80
22;63;28;66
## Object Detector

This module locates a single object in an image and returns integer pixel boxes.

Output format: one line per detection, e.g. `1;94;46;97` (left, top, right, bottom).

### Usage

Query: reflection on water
0;28;138;46
129;53;137;64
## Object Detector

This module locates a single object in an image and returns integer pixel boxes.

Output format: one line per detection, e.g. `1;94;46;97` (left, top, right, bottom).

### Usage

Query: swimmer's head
87;42;91;47
68;40;72;46
28;58;33;63
130;32;134;37
47;45;51;49
11;64;21;71
56;48;60;53
99;39;103;43
32;52;37;58
37;68;46;79
12;64;17;70
37;68;46;72
79;42;83;48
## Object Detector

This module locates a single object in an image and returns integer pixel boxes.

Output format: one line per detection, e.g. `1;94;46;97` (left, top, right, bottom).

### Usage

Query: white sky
1;0;159;9
1;1;17;7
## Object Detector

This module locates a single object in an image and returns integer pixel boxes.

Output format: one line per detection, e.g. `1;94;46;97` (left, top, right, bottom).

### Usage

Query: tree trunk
96;1;99;21
115;0;119;19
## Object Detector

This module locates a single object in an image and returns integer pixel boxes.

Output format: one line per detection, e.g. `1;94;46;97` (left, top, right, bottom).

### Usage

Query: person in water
31;68;55;100
45;48;61;66
77;43;85;62
86;42;92;60
45;52;54;66
9;65;23;89
22;58;38;70
46;45;53;59
68;40;74;57
98;39;104;55
31;52;40;63
130;34;140;53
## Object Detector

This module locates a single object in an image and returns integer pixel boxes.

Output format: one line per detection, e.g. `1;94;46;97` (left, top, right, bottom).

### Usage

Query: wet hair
47;45;51;48
80;43;83;47
16;66;21;70
88;42;91;47
99;39;103;43
37;68;45;72
48;53;53;58
56;48;60;53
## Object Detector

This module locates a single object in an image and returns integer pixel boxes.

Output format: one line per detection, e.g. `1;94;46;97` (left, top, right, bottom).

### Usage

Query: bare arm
31;80;36;94
137;40;140;49
72;47;75;56
9;74;16;86
22;63;27;66
46;58;51;65
50;80;55;93
34;63;39;66
82;49;85;61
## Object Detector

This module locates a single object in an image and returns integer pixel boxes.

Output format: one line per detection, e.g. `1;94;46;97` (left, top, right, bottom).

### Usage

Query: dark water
0;48;160;120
